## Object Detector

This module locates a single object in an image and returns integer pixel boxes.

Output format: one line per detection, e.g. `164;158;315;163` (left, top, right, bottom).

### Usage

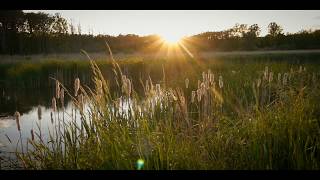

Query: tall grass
13;52;320;170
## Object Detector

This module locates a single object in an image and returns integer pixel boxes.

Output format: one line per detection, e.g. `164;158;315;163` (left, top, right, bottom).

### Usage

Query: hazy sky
24;10;320;38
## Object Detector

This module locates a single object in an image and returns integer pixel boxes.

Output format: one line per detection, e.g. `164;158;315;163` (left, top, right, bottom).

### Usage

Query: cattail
209;73;214;84
191;91;196;103
156;84;161;96
269;71;274;83
185;78;189;89
78;94;84;111
283;73;288;85
197;89;202;102
52;97;57;112
50;112;53;124
60;88;64;108
55;80;60;99
122;75;127;83
257;78;261;88
264;66;269;81
37;105;42;120
145;80;150;94
290;68;294;74
122;82;126;93
198;80;201;89
14;111;21;131
31;129;34;141
218;75;223;89
299;66;303;73
170;90;177;101
200;82;206;95
202;72;206;82
127;79;132;96
74;78;80;97
277;73;282;83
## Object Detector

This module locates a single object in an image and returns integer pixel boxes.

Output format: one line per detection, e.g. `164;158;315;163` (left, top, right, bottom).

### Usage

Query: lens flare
136;159;144;170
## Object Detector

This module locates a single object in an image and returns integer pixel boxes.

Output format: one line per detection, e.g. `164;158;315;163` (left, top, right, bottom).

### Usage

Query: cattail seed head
198;80;201;89
78;94;84;111
55;80;60;99
31;129;34;141
264;66;269;81
209;73;214;84
156;84;161;96
299;66;303;73
52;97;57;112
145;81;150;95
218;75;223;89
126;79;132;96
185;78;189;89
283;73;288;85
14;111;21;131
202;72;206;82
60;88;64;108
74;78;80;97
278;73;281;83
269;72;274;83
50;112;53;124
257;78;261;88
37;105;42;120
191;91;196;103
197;89;202;102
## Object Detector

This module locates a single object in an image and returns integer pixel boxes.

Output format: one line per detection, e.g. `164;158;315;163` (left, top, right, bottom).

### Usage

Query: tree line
1;10;320;55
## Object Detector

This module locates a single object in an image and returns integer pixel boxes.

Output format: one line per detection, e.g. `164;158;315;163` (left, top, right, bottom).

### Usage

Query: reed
12;52;320;170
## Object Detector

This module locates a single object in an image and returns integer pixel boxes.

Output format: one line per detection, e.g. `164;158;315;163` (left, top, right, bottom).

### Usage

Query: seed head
218;75;223;89
277;73;281;83
202;72;206;82
257;78;261;88
283;73;288;85
269;72;274;83
31;129;34;141
50;112;53;124
37;105;42;120
14;111;21;131
74;78;80;97
156;84;161;96
191;91;196;103
197;89;202;102
185;78;189;89
299;66;303;73
52;97;57;112
264;66;269;81
55;80;60;99
60;88;65;108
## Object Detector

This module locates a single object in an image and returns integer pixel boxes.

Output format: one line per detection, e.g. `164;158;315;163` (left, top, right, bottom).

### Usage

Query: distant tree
268;22;283;37
25;12;54;34
248;24;261;38
51;13;68;34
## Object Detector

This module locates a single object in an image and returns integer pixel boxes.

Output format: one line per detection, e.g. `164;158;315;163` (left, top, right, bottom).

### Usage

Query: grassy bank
8;51;320;170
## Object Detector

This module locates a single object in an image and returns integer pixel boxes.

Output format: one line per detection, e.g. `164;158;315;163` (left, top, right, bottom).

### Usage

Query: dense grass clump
12;52;320;170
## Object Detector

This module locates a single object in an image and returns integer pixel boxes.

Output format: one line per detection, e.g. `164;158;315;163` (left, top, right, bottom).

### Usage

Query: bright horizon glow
23;10;320;37
160;33;183;45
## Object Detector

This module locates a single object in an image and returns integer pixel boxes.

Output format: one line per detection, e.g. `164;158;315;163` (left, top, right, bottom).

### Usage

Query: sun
160;34;182;45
